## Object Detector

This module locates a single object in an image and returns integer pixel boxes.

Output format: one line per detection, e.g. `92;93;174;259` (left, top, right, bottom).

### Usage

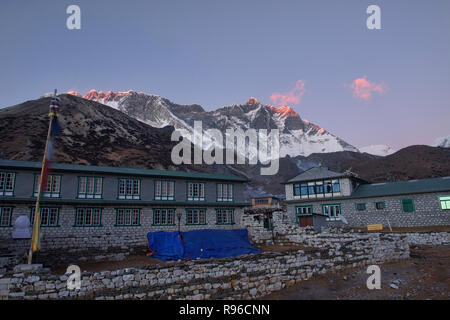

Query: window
115;208;141;226
324;180;333;194
187;182;205;201
186;209;206;225
78;177;103;199
315;181;324;194
0;172;15;196
118;178;140;200
440;196;450;210
216;209;234;225
34;174;61;198
300;183;308;196
322;204;341;221
332;180;340;193
0;207;13;227
217;183;233;202
307;182;315;196
30;207;59;227
295;180;340;198
296;205;312;215
152;208;174;226
254;199;269;205
402;199;414;212
293;184;301;196
355;203;366;211
375;202;386;210
75;208;102;227
154;180;175;201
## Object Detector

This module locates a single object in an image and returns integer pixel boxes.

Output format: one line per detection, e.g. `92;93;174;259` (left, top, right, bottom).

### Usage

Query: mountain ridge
72;89;360;158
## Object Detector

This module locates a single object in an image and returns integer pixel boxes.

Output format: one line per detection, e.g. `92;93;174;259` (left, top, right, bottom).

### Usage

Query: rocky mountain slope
0;94;180;170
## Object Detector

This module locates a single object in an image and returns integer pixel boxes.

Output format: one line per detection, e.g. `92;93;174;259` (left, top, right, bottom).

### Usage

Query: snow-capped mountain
69;90;359;158
432;135;450;148
360;144;396;157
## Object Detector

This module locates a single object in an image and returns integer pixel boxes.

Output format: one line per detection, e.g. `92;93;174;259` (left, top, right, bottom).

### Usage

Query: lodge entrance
298;215;313;227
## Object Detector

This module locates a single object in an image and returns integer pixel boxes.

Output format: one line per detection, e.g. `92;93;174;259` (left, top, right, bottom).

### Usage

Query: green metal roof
351;176;450;198
0;159;247;182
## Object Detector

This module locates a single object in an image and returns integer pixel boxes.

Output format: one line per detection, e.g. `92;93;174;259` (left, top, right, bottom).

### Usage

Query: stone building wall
0;205;244;267
286;192;450;228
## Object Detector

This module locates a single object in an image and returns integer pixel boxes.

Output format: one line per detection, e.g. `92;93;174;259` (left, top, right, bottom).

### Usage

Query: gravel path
263;245;449;300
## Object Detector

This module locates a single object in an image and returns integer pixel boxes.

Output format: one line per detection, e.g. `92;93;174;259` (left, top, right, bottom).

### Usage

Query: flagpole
28;89;57;264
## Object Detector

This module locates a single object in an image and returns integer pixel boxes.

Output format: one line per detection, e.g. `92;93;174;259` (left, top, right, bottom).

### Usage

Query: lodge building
283;167;450;228
0;159;249;250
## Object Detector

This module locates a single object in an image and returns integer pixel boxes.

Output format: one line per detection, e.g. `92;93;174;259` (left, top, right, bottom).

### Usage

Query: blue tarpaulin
147;229;260;261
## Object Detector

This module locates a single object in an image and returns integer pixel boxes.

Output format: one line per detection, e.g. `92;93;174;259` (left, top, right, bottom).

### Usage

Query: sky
0;0;449;150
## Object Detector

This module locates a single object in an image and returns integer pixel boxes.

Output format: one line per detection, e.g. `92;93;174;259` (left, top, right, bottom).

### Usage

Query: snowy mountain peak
69;89;360;158
432;135;450;148
82;89;141;102
269;105;300;118
245;97;260;105
360;144;396;157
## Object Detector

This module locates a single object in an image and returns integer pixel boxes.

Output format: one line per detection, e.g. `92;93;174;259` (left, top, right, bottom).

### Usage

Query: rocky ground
263;244;449;300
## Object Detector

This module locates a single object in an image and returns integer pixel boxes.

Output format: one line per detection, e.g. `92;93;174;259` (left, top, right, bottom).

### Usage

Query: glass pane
168;182;174;197
77;209;84;226
0;173;4;190
95;178;102;195
79;177;87;194
5;173;14;191
217;184;222;198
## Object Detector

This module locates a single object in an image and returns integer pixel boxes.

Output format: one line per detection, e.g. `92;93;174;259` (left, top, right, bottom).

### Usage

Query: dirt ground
52;243;308;274
263;245;450;300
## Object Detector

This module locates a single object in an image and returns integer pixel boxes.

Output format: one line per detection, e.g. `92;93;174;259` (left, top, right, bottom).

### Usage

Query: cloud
270;80;305;106
350;77;387;101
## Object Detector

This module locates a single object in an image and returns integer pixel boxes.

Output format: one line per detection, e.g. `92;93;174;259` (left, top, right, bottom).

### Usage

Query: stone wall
1;225;448;300
0;232;416;300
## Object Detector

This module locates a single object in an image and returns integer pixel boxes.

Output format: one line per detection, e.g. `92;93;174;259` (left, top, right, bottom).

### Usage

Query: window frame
0;206;13;227
374;201;386;211
114;208;142;227
293;179;341;198
186;181;205;201
117;178;141;200
74;207;103;227
77;176;103;199
151;208;175;226
32;173;62;198
296;205;313;216
215;208;235;225
0;172;16;197
29;206;60;227
185;208;207;225
321;203;342;221
401;198;415;213
216;183;234;202
439;196;450;210
355;203;367;211
154;180;175;201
